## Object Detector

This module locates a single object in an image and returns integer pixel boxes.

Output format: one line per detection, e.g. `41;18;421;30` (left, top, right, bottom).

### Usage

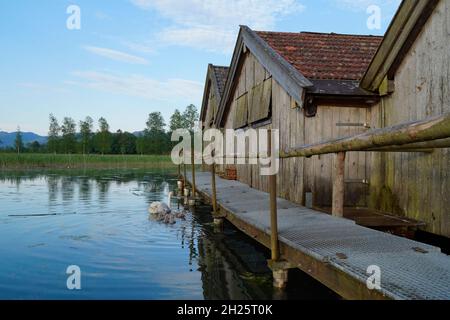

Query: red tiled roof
255;31;383;81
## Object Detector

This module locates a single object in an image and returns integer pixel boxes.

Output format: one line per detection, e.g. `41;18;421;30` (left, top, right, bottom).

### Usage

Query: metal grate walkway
186;172;450;300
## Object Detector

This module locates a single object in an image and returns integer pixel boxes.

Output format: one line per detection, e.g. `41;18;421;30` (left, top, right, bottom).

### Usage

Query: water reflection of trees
0;175;23;189
0;170;177;205
61;176;75;202
97;180;110;203
47;175;59;203
78;178;91;202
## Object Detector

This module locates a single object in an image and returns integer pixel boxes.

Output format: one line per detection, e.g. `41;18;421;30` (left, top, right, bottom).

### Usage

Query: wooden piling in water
211;163;218;216
191;147;196;199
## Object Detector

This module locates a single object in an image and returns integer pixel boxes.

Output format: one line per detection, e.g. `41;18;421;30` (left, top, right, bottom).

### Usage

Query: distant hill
133;131;145;137
0;131;47;148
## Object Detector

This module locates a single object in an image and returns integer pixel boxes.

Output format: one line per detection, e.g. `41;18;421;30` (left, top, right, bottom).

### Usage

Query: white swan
149;192;177;224
148;192;189;224
148;192;173;215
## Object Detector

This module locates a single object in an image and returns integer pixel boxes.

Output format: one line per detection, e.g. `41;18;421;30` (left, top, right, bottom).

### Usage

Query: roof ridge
212;65;229;69
255;30;383;38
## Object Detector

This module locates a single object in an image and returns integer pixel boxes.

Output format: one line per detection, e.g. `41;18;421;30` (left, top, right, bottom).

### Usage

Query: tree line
5;104;199;155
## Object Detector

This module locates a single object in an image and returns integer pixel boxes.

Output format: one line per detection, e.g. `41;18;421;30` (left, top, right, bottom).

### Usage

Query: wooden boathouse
208;0;450;238
185;0;450;299
214;27;383;213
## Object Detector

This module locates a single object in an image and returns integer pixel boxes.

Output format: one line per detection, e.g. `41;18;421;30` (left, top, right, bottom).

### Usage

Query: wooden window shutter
249;78;272;124
234;93;248;129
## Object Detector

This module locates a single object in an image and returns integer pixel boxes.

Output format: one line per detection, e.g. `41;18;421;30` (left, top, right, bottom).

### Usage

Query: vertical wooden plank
323;107;334;206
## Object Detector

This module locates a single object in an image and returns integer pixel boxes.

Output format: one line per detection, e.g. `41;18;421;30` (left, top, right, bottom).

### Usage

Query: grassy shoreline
0;153;174;170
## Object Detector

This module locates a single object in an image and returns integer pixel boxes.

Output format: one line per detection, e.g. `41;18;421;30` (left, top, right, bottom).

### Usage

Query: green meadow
0;153;174;170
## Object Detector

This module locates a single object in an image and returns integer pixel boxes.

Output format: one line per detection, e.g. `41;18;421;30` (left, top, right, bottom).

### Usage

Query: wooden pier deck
185;171;450;300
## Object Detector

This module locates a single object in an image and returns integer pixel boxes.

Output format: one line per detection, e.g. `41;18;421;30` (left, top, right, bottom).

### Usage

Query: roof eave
199;64;214;123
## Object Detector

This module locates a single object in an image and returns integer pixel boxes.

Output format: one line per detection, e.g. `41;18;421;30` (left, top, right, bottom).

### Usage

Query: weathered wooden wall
304;107;371;207
204;85;217;129
221;52;370;207
202;81;217;171
368;0;450;237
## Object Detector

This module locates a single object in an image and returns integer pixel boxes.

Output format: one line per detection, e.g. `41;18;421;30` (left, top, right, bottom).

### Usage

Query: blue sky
0;0;401;135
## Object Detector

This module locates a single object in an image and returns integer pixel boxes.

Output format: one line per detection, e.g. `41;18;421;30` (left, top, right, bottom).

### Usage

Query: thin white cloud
18;82;69;93
121;41;156;54
160;26;236;54
69;71;203;102
130;0;305;53
83;46;149;65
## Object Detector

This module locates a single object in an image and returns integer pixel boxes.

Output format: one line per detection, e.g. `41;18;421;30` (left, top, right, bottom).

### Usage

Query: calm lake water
0;169;338;300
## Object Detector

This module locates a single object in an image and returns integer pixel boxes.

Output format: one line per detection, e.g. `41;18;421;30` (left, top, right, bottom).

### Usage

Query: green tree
169;109;184;132
27;141;42;153
111;130;137;155
48;114;60;153
119;131;137;154
136;135;145;155
182;104;199;130
144;112;169;154
96;117;112;155
146;112;166;133
61;117;77;154
15;126;24;154
79;116;94;154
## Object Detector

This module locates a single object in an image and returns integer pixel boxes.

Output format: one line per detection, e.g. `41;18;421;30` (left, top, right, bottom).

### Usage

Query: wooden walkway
185;171;450;300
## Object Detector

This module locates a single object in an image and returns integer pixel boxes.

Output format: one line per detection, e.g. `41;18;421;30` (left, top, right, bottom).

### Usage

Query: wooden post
191;146;196;199
332;151;346;218
268;130;279;261
211;163;218;216
183;162;187;184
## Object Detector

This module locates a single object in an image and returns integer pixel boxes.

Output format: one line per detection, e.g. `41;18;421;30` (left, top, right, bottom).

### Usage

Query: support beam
281;112;450;158
332;152;346;218
211;163;218;217
269;174;279;260
268;260;294;289
177;164;184;193
191;147;196;199
268;130;280;261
